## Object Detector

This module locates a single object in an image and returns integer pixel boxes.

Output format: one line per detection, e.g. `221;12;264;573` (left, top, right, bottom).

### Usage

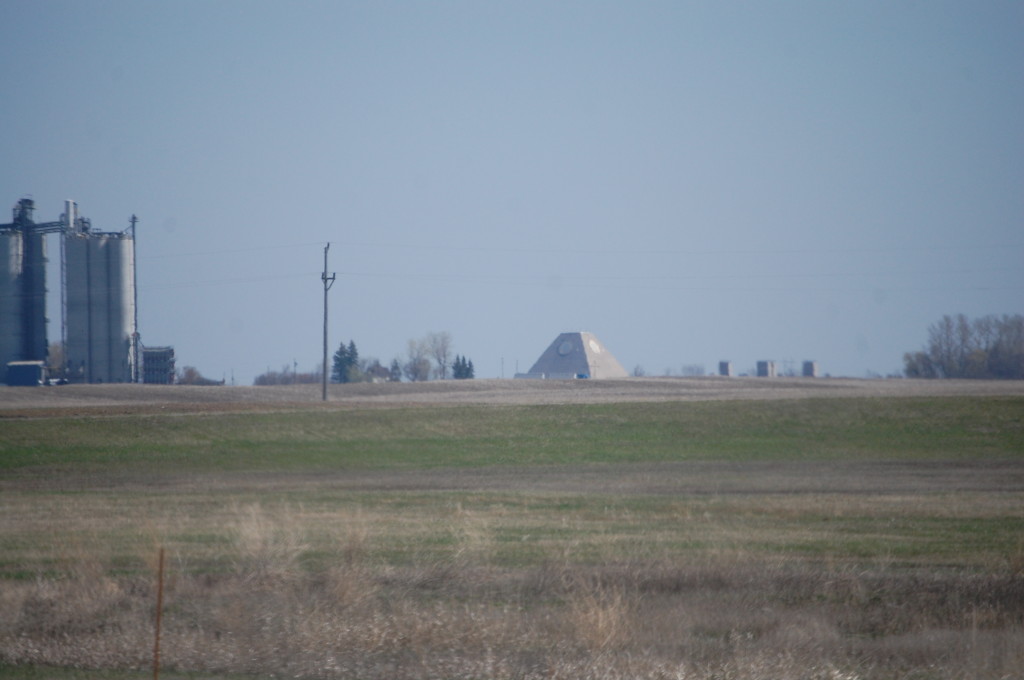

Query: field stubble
1;379;1023;679
2;497;1022;680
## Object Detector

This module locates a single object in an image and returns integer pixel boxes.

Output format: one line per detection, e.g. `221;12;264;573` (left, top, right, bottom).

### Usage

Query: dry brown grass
2;498;1022;679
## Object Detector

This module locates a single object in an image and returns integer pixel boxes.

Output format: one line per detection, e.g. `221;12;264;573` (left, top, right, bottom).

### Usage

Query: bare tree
403;338;431;382
926;315;962;378
990;315;1024;378
908;314;1024;379
902;351;935;378
427;331;453;380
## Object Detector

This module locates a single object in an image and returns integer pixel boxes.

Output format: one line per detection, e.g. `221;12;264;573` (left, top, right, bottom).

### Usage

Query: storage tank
0;229;25;376
1;199;49;381
65;230;136;383
20;228;48;364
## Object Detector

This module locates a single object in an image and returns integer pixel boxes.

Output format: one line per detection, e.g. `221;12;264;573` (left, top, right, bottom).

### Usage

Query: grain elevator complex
1;197;171;385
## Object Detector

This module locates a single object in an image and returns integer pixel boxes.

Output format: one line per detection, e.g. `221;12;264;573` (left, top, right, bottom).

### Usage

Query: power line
139;271;316;291
134;237;1024;260
331;239;1024;257
135;264;1020;295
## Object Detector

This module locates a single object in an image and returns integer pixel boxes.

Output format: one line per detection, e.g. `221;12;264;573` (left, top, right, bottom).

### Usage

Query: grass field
1;383;1022;679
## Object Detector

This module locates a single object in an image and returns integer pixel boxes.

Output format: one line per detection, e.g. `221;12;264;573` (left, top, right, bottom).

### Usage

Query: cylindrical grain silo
1;200;49;383
21;228;48;364
65;230;136;383
0;228;25;376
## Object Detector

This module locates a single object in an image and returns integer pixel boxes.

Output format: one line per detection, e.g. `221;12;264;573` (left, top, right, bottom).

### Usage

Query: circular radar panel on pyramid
589;340;602;353
558;341;573;356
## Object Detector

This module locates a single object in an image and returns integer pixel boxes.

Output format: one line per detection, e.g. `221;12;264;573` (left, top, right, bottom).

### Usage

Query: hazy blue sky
3;1;1021;383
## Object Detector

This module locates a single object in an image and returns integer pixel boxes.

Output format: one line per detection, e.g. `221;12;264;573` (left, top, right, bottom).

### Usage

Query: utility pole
321;243;335;401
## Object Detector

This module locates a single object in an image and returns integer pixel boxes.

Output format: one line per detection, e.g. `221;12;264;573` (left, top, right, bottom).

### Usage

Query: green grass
1;487;1020;578
1;397;1021;476
2;395;1023;679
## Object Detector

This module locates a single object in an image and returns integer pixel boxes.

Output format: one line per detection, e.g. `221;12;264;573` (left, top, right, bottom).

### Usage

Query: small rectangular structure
802;361;818;378
5;360;47;386
718;361;733;377
756;360;777;378
143;346;176;384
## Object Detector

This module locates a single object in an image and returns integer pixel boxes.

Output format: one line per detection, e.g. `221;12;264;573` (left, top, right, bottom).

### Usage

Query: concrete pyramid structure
517;331;628;379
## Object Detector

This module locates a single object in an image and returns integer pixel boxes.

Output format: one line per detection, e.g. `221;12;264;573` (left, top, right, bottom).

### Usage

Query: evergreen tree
347;340;359;377
332;340;358;383
452;355;475;380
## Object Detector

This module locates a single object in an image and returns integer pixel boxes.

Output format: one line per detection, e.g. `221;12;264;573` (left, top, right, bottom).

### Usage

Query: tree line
331;331;474;384
904;314;1024;379
252;332;475;386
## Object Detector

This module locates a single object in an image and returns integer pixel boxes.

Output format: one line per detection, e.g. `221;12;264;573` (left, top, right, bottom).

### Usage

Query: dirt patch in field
2;376;1022;417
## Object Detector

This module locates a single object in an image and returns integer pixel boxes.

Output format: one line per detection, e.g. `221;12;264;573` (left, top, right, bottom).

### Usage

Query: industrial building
516;331;628;379
63;202;138;383
2;197;165;385
143;346;176;384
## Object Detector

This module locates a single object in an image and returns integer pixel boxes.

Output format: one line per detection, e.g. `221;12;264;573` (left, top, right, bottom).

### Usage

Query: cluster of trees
329;332;474;384
332;340;395;383
400;332;470;382
904;314;1024;379
332;341;361;383
452;355;475;379
250;332;475;387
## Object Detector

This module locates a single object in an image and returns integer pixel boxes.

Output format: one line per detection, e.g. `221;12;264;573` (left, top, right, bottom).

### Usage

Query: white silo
65;230;137;383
